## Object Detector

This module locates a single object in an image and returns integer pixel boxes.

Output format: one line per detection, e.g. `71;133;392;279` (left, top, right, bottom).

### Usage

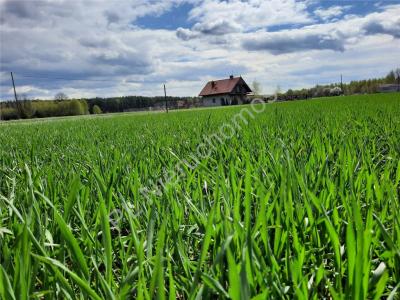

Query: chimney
230;75;234;79
211;81;215;87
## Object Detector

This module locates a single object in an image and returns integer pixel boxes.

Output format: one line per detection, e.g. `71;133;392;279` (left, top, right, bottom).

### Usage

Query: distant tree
69;100;84;115
286;89;294;100
274;85;281;101
251;80;262;96
385;70;396;83
92;105;102;114
54;92;68;101
21;100;35;118
17;94;35;118
80;100;89;114
0;107;18;120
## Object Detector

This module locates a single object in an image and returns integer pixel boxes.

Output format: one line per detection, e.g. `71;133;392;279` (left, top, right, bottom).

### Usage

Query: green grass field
0;93;399;299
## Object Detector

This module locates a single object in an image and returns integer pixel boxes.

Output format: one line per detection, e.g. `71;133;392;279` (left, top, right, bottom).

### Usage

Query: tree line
274;68;399;101
86;95;200;113
0;94;200;121
0;99;88;120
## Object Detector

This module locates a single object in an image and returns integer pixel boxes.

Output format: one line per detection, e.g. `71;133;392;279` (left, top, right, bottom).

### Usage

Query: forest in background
272;69;399;101
1;69;399;121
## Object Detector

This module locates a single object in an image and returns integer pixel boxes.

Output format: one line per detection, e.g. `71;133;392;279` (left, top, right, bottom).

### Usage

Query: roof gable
199;76;252;96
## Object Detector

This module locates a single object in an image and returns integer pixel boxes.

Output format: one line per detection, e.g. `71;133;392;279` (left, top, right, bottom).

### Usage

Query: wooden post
164;84;168;113
10;72;21;118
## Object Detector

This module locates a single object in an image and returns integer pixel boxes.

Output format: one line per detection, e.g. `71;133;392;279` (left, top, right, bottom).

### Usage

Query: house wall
202;94;246;107
202;95;227;107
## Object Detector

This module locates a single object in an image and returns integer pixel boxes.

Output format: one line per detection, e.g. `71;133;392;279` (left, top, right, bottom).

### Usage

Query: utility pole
10;72;21;117
164;84;168;113
340;74;343;95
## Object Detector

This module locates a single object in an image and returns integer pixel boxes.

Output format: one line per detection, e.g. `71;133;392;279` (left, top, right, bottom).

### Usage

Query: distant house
378;84;399;93
199;75;252;106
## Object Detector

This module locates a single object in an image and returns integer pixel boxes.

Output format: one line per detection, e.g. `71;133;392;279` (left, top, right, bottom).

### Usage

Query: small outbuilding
199;75;252;107
378;84;399;93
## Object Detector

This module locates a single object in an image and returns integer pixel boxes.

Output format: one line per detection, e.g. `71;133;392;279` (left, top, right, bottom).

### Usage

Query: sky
0;0;399;100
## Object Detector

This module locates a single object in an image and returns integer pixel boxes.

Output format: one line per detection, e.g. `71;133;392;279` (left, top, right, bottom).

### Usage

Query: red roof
199;76;252;96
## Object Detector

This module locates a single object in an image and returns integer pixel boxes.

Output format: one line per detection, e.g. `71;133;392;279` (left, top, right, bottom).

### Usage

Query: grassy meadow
0;93;399;299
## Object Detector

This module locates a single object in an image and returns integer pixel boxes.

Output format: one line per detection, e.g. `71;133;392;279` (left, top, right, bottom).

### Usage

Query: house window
212;98;216;103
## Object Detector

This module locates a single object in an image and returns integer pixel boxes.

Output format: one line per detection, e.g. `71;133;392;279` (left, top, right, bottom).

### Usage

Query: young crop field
0;93;399;299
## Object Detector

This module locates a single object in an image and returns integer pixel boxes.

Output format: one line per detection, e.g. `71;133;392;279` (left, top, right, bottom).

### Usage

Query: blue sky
0;0;399;99
137;3;195;30
136;1;398;31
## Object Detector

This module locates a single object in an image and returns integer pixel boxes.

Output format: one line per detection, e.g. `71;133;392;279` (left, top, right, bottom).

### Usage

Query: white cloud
188;0;312;31
177;0;313;40
242;5;400;54
314;5;352;21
